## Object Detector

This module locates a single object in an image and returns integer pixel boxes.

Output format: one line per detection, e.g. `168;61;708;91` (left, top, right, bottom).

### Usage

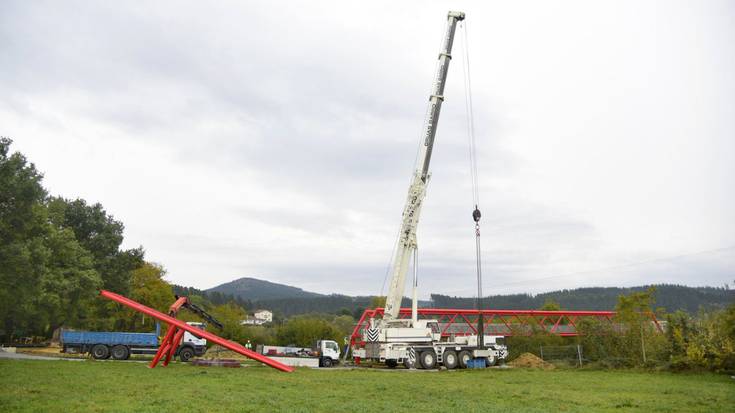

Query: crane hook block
472;207;481;223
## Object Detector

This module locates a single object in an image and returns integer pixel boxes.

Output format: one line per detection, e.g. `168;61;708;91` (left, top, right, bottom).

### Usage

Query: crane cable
461;21;480;209
460;20;485;346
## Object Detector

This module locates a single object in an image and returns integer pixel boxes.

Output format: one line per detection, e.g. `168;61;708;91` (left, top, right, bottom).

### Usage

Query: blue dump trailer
60;322;208;361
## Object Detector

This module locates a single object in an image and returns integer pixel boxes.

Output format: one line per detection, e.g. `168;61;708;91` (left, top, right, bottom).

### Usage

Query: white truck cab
183;322;207;347
316;340;340;367
177;322;208;361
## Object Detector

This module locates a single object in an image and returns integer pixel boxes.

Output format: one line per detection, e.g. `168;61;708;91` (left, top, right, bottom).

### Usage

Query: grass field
1;359;733;412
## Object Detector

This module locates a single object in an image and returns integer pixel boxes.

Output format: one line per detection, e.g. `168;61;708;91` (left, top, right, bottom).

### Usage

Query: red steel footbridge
349;307;663;348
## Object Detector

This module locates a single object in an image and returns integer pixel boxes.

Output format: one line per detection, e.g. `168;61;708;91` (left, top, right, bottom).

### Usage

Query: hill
183;277;734;317
431;284;734;314
206;277;323;301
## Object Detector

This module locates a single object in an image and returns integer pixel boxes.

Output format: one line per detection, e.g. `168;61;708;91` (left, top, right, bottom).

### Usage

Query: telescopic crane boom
383;11;465;323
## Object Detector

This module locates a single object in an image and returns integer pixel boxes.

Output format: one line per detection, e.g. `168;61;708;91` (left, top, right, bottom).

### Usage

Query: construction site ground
2;358;733;413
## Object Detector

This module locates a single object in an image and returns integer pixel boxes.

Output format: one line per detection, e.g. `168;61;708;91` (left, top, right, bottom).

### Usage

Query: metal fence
539;345;584;367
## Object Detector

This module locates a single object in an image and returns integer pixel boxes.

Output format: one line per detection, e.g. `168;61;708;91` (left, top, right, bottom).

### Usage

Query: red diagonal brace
163;329;185;367
150;326;177;368
100;290;293;372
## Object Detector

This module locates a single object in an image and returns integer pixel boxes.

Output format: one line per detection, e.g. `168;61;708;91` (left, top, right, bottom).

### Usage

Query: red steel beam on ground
99;290;294;373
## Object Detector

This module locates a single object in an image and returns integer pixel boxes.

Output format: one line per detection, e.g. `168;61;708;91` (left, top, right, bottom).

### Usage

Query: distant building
241;309;273;326
253;309;272;323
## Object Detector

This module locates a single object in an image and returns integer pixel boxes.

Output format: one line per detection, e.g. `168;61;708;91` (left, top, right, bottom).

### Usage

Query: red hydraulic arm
99;290;294;373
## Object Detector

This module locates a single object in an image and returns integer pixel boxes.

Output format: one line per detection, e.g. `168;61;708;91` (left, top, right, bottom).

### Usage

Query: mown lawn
1;359;733;412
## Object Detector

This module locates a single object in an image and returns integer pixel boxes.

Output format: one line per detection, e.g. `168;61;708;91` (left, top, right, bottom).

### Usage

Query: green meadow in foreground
1;359;733;412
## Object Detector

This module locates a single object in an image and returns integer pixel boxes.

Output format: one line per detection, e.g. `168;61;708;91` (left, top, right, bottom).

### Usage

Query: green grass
1;359;733;412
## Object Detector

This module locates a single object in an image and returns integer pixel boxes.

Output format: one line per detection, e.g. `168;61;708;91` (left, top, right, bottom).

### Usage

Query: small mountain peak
207;277;323;301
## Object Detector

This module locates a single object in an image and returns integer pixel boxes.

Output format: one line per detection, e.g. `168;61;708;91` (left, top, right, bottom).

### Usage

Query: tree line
1;138;148;342
432;284;734;314
507;288;735;372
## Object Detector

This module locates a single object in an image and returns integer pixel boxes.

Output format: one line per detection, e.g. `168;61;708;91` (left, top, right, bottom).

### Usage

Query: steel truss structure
99;290;294;372
350;307;663;348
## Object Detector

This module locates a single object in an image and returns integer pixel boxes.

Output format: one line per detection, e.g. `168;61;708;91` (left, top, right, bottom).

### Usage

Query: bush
506;325;567;361
666;306;735;372
276;315;341;347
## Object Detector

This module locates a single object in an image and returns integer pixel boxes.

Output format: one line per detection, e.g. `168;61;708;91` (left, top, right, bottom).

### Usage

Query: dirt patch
508;353;555;370
191;358;241;368
202;344;252;361
17;347;85;359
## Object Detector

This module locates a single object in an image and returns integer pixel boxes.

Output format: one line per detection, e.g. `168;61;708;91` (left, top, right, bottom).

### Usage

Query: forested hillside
431;285;734;313
206;277;322;300
196;275;734;317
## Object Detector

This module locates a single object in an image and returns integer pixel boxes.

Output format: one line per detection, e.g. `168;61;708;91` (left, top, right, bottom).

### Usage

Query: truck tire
419;351;437;369
91;344;110;360
458;350;471;369
178;347;195;362
322;357;333;368
385;359;397;368
111;345;130;360
443;350;458;369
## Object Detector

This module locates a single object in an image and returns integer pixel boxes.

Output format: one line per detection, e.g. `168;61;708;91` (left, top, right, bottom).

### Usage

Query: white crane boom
383;11;465;322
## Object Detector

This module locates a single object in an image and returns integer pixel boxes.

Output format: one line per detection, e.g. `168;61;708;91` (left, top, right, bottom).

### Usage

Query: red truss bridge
349;308;663;347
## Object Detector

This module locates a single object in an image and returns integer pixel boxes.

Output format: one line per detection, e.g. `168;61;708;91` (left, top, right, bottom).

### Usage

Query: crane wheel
458;350;471;369
419;351;437;369
443;350;458;369
486;354;497;367
385;359;398;368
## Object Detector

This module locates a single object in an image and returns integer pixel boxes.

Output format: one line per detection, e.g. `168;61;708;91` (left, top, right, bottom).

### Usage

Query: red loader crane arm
169;295;224;330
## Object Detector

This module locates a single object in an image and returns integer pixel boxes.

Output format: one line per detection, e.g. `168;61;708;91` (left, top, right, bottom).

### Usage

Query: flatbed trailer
60;322;207;361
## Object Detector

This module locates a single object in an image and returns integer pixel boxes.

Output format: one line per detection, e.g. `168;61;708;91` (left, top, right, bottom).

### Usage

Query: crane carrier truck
352;11;508;369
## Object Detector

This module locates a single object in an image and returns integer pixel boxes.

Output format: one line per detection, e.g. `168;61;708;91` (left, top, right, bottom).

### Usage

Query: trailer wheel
111;345;130;360
458;350;471;369
322;357;333;368
443;350;458;369
419;351;437;369
91;344;110;360
178;347;195;362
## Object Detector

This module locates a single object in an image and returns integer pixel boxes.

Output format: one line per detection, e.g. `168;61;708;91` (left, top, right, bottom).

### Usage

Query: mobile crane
354;11;507;369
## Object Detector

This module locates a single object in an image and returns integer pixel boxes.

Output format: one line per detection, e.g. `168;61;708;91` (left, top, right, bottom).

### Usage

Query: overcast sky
2;1;733;298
